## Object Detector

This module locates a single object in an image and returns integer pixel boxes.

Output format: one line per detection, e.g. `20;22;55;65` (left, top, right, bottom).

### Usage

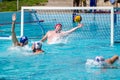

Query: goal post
21;6;114;46
111;7;114;46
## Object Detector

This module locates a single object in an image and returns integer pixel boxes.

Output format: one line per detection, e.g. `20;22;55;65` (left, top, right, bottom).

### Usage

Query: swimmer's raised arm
63;24;83;35
11;14;16;33
11;14;19;46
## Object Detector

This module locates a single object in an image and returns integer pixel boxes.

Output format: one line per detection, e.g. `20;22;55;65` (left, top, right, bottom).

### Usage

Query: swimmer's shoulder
47;31;55;34
48;30;54;32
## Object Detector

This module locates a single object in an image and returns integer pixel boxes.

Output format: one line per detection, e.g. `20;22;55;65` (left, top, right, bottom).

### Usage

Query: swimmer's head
95;56;105;62
32;42;42;52
20;36;28;46
55;23;62;33
55;23;62;28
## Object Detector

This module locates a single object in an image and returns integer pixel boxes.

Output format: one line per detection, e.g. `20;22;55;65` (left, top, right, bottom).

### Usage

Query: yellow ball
74;15;82;23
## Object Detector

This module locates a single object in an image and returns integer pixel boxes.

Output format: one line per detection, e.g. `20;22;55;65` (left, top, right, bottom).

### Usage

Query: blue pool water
0;12;120;80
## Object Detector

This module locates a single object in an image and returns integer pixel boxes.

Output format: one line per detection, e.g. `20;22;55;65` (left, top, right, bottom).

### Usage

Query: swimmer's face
55;25;62;32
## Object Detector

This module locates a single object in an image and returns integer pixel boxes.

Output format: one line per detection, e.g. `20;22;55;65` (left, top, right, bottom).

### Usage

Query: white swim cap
95;56;105;63
34;42;42;50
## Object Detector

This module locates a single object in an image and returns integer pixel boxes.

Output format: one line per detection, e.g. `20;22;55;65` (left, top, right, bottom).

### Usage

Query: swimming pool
0;11;120;80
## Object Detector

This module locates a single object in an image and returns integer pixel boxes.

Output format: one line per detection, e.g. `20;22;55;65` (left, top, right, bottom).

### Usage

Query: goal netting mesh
21;7;114;46
0;7;116;46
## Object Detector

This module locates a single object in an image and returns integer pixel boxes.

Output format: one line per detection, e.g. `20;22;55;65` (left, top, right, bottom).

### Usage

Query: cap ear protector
20;36;28;45
95;56;105;62
34;42;42;50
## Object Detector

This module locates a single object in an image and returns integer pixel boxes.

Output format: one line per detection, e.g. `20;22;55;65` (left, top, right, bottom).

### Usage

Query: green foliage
0;0;48;12
3;0;16;1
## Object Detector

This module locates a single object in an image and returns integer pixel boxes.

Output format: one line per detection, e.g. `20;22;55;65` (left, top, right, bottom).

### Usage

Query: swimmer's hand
77;24;83;28
12;14;16;22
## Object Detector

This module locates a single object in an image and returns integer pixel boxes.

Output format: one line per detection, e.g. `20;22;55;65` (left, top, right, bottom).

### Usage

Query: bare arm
11;14;19;46
40;32;48;42
105;55;119;64
63;24;83;35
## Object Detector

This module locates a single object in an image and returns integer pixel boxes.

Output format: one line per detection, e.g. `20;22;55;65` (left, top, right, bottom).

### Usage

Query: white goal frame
21;6;114;46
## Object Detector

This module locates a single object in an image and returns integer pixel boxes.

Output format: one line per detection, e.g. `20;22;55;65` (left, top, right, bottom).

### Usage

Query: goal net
20;7;114;46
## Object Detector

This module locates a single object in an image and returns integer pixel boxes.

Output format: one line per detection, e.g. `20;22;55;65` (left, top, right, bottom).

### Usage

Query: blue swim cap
20;36;28;45
34;42;42;50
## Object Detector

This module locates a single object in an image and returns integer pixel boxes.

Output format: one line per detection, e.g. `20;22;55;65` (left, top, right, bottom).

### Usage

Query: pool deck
46;0;120;7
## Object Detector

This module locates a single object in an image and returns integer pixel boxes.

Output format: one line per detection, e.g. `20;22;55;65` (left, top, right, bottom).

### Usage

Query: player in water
32;41;44;54
11;14;28;47
86;55;119;68
41;23;83;44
